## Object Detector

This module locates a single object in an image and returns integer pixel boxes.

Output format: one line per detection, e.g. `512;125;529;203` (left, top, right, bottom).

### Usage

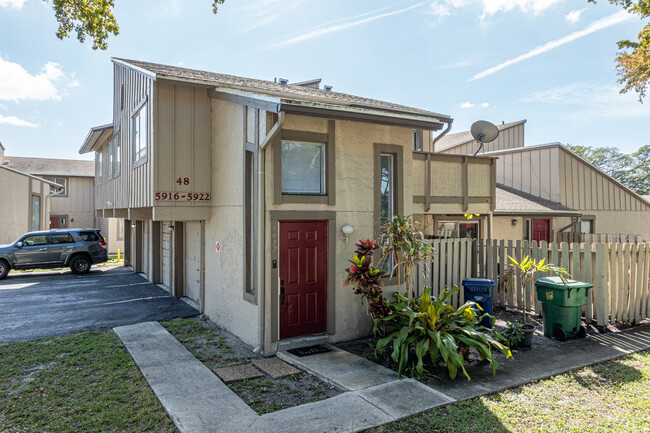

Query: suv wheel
70;255;92;275
0;260;9;280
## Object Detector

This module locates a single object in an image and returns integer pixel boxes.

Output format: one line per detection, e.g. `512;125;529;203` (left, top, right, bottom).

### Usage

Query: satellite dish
470;120;499;156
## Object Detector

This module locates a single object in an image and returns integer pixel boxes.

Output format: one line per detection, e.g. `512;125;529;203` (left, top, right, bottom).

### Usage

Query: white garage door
184;222;202;304
162;222;172;289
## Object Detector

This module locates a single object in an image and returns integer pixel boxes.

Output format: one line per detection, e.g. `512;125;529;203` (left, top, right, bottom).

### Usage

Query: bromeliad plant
373;285;512;381
343;239;391;319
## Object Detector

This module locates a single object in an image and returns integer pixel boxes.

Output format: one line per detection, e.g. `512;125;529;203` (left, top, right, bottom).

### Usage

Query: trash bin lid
535;276;593;289
462;278;495;288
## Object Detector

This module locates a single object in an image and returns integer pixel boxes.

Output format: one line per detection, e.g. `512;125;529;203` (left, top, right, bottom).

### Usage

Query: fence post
595;243;607;329
610;243;618;324
584;243;594;323
506;240;514;308
629;243;638;323
499;239;506;307
515;240;523;310
432;239;440;295
451;239;459;307
459;239;467;305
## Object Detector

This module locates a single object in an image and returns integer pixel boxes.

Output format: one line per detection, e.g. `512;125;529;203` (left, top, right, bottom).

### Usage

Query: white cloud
429;2;451;17
430;0;565;19
273;3;426;47
565;8;586;23
0;56;74;101
469;11;634;81
522;83;650;118
0;0;26;9
433;59;474;70
460;101;490;108
238;13;280;35
0;114;38;127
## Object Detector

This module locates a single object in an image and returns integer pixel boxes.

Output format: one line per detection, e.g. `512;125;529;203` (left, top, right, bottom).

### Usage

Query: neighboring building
0;143;61;244
436;120;650;242
488;143;650;242
4;152;124;253
80;58;496;353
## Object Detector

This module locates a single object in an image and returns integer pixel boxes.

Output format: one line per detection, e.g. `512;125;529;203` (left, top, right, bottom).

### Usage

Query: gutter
254;112;285;355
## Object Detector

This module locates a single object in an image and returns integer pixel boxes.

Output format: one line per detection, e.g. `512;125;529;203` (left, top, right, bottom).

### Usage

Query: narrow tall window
112;133;121;176
380;154;395;224
133;104;147;162
244;150;256;298
31;195;41;231
97;152;103;184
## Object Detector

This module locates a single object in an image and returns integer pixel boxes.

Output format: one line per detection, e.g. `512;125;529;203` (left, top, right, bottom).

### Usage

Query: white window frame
45;177;67;196
132;102;148;164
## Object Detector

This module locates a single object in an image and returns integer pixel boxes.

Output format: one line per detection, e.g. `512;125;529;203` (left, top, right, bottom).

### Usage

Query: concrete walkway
115;322;650;433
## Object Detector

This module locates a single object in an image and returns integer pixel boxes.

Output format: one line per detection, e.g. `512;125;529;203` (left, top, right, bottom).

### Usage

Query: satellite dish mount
470;120;499;156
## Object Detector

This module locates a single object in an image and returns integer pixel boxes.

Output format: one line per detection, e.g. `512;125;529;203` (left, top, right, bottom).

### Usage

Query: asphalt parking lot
0;266;199;344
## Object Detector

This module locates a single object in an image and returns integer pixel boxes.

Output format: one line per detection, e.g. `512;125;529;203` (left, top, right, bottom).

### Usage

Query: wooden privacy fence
558;232;648;244
414;239;650;329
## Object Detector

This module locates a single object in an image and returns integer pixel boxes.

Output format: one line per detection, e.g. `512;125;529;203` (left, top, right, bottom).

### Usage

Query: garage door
162;222;172;289
184;222;202;304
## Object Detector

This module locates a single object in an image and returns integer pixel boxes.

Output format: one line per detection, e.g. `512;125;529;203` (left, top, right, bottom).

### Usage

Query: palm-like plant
502;255;569;326
378;215;434;298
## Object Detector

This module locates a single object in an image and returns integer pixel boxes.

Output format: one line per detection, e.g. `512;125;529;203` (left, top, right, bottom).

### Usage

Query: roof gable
436;120;526;152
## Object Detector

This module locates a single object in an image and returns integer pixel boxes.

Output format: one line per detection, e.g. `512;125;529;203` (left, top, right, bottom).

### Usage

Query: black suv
0;229;109;279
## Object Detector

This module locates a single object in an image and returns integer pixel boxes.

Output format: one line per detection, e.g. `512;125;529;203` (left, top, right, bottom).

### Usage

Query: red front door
279;221;327;339
532;219;550;244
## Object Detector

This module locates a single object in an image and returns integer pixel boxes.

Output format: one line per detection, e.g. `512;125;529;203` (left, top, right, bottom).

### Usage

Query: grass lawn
0;330;176;433
369;349;650;433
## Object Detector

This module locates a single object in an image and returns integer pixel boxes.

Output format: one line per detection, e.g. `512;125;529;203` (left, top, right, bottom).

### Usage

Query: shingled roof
5;156;95;178
112;58;452;126
436;120;526;152
495;183;580;216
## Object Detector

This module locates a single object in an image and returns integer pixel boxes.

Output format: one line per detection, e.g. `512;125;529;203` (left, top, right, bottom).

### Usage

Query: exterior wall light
340;224;354;243
512;219;518;227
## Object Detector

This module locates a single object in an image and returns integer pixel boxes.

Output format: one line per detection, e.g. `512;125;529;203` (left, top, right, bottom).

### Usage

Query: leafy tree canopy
566;143;650;195
44;0;225;50
589;1;650;101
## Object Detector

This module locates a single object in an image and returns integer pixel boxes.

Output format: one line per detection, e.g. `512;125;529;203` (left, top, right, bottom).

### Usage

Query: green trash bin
535;276;592;341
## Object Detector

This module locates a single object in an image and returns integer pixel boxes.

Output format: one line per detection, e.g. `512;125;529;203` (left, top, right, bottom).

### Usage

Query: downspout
425;119;453;212
253;112;285;355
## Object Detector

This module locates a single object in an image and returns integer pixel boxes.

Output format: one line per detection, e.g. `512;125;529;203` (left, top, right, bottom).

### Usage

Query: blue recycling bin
462;278;495;328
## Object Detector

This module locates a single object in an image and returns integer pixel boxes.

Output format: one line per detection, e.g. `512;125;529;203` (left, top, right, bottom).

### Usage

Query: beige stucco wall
264;114;416;347
492;216;526;242
203;98;258;347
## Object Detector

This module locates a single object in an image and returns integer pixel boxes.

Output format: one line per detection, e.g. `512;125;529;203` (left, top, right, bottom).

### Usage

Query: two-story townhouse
80;58;497;353
4;153;124;253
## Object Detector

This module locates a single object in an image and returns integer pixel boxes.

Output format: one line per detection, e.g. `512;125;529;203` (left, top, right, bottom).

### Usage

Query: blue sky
0;0;648;160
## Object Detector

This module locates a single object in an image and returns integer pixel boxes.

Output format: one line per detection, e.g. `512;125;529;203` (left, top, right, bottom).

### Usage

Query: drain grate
287;345;332;357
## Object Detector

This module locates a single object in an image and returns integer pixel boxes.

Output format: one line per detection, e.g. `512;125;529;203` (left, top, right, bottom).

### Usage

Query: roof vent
278;78;289;86
324;85;333;92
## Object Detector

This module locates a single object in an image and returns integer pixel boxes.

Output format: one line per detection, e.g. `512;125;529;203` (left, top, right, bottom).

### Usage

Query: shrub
343;239;391;319
373;285;512;380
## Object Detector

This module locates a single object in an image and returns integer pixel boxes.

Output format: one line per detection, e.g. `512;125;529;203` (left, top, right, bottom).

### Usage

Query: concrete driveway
0;266;199;344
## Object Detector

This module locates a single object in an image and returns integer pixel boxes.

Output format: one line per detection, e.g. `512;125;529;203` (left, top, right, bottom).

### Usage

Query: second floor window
133;104;147;163
46;177;66;195
112;133;121;176
281;140;326;195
